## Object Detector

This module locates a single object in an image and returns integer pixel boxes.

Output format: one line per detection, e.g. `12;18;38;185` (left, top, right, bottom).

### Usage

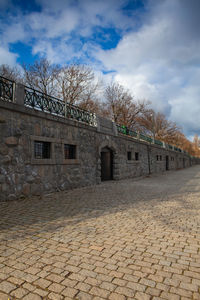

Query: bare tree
0;64;23;82
103;82;149;128
137;109;180;144
22;58;61;95
56;64;100;107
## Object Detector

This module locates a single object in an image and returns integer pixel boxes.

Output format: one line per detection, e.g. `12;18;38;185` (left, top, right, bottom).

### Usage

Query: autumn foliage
0;60;199;157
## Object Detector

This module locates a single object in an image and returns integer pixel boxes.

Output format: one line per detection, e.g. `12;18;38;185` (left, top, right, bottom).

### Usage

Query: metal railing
24;86;97;127
0;76;196;156
0;76;97;127
0;76;15;102
116;124;189;155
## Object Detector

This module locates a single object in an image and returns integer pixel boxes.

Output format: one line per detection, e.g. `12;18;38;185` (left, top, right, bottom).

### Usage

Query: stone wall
0;99;199;201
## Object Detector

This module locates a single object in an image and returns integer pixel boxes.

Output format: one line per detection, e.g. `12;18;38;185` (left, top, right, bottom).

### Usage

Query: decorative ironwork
0;75;195;157
139;133;153;143
0;76;15;102
154;139;163;146
24;86;97;127
166;144;173;150
116;124;138;138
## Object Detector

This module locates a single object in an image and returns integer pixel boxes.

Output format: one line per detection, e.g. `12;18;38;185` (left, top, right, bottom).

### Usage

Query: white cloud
1;0;200;138
94;0;200;137
0;46;18;66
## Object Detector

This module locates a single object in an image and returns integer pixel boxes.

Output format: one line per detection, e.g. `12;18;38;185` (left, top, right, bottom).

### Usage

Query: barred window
135;152;139;161
64;144;76;159
127;151;132;160
34;141;51;159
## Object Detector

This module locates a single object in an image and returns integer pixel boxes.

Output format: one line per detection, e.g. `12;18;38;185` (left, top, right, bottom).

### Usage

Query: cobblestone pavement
0;166;200;300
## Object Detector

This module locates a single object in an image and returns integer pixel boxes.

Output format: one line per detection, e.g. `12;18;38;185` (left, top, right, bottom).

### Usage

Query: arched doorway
101;147;113;181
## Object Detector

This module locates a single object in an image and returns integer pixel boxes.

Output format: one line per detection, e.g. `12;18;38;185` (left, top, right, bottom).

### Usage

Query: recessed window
156;155;159;161
160;155;162;161
34;141;51;159
135;152;139;161
127;151;132;160
64;144;76;159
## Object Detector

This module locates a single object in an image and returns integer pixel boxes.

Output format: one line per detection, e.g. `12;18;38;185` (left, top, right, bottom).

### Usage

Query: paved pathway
0;166;200;300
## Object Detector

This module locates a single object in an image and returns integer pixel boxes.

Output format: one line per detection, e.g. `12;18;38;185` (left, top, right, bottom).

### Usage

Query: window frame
64;144;77;160
135;152;139;161
127;151;132;161
31;136;56;165
63;142;79;164
34;141;51;159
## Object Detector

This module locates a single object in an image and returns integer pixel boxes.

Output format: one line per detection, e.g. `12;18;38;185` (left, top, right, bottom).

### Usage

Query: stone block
22;183;30;196
27;175;35;183
0;144;8;155
1;155;11;164
0;175;5;183
5;136;18;146
8;194;17;201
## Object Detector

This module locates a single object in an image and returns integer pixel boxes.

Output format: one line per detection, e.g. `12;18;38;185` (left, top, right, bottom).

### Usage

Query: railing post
12;82;16;102
96;115;101;132
15;83;25;106
112;122;118;136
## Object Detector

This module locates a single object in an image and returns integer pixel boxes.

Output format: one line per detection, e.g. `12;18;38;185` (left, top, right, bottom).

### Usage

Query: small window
64;144;76;159
160;155;162;161
135;152;139;161
156;155;159;161
34;141;51;159
127;151;132;160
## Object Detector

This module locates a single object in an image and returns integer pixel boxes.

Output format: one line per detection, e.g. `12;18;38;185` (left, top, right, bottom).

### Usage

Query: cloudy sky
0;0;200;139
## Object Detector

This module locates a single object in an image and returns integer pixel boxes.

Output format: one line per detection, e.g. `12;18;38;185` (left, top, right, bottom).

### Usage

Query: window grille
34;141;51;159
135;152;139;161
127;151;132;160
64;144;76;159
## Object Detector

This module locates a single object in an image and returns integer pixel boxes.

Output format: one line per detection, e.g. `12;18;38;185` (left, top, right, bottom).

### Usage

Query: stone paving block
179;281;199;292
34;277;51;289
160;291;181;300
11;287;29;298
170;286;192;298
109;270;124;278
48;292;63;300
34;287;49;297
68;272;86;282
109;292;126;300
112;278;127;286
46;273;65;283
22;292;42;300
146;286;161;297
22;282;36;292
76;291;93;300
48;282;65;294
0;280;16;293
193;292;200;300
0;292;9;300
115;286;135;297
75;281;91;292
135;291;151;300
62;287;78;298
8;276;25;286
100;281;116;292
1;167;200;300
84;276;102;286
89;286;110;298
